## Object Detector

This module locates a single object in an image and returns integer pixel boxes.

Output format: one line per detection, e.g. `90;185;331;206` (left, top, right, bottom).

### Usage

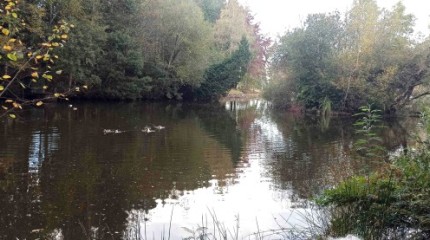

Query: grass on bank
317;150;430;239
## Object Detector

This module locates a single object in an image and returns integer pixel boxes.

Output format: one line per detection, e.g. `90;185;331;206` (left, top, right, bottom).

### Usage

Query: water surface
0;100;416;239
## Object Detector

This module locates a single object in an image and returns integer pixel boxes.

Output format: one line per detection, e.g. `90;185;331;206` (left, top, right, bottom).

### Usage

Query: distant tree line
266;0;430;114
0;0;270;111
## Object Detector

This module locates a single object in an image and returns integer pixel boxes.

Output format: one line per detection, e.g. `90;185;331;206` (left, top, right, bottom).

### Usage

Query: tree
194;0;225;23
268;13;344;109
195;37;251;101
138;0;214;100
266;1;430;114
0;0;73;118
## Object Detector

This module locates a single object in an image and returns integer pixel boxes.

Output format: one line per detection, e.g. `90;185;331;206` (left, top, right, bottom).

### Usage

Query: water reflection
0;100;420;239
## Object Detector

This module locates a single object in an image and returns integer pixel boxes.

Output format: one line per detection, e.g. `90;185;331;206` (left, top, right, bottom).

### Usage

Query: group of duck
103;125;165;135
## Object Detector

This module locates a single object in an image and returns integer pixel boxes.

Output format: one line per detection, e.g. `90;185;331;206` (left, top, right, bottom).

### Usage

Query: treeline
266;0;430;114
0;0;269;102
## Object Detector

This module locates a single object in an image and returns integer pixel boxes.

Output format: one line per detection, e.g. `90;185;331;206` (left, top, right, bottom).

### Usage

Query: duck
103;129;122;134
103;129;114;134
142;126;155;133
153;125;165;130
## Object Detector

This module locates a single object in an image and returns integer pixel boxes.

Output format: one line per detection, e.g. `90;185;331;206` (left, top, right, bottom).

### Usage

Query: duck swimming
153;125;165;130
142;126;155;133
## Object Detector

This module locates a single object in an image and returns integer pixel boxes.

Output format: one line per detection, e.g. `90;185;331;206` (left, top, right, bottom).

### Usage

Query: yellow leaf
35;101;43;106
5;99;13;103
83;85;88;89
52;42;60;47
2;28;10;36
1;106;7;110
11;12;17;18
35;55;43;60
0;86;4;91
8;38;16;43
12;102;20;108
55;70;63;75
61;34;68;39
43;86;48;90
54;93;60;97
8;114;16;119
75;87;80;92
31;72;39;78
2;75;11;79
28;52;33;57
31;79;37;83
3;45;12;51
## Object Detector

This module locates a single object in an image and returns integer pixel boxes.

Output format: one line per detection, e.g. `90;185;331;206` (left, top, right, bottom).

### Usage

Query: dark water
0;100;418;239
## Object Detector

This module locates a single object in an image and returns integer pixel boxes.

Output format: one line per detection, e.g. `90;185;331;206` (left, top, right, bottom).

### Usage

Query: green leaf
7;53;17;61
42;74;53;80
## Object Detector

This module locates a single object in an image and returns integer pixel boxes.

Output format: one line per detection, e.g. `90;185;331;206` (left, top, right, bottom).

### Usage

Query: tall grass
316;105;430;239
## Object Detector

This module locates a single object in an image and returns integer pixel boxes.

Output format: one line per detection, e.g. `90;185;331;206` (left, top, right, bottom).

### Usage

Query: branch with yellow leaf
0;0;84;119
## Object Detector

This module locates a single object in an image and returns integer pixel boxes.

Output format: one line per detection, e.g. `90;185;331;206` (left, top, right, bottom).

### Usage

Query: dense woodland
1;0;430;116
0;0;269;115
266;0;430;114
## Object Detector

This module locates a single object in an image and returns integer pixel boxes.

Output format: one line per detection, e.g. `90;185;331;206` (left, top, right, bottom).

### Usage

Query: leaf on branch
35;101;43;107
8;114;16;119
2;75;11;79
54;93;60;97
1;106;7;110
0;86;4;91
2;28;10;36
3;45;12;51
55;70;62;75
31;72;39;78
12;102;22;109
7;53;17;61
42;74;53;81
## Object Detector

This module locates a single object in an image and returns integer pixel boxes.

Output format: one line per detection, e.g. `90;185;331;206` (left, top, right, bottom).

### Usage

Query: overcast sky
238;0;430;38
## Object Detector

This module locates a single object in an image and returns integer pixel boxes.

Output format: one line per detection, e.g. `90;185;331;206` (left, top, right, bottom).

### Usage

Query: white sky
238;0;430;38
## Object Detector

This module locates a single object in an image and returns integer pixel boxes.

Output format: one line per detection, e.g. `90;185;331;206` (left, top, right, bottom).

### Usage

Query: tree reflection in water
0;101;418;239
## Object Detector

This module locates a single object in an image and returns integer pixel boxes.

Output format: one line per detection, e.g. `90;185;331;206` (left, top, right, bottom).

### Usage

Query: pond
0;100;419;239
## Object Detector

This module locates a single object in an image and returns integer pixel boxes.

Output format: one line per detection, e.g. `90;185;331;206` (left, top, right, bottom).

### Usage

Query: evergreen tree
195;37;251;101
